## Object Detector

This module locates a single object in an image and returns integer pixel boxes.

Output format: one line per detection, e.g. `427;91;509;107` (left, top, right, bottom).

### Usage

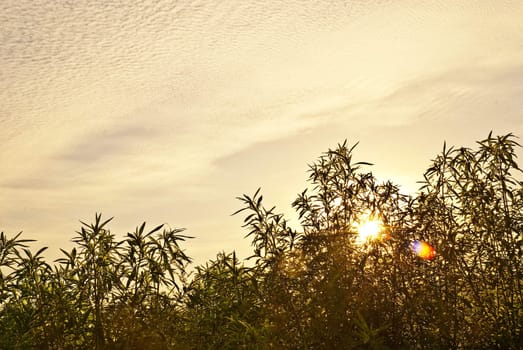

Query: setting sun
354;214;384;245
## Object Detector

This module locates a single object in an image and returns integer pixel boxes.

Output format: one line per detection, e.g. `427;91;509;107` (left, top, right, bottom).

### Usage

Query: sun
354;213;385;245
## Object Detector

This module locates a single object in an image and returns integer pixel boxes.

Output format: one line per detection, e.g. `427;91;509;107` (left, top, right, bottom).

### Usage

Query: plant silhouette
0;133;521;349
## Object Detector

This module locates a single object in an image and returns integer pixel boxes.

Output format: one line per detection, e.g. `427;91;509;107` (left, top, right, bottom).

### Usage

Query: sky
1;0;522;265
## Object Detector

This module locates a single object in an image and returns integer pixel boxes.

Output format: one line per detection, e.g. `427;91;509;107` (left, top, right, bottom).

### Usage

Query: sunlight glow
354;213;385;245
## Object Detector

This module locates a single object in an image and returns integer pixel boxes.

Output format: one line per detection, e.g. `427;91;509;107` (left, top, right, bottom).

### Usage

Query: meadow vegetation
1;133;522;349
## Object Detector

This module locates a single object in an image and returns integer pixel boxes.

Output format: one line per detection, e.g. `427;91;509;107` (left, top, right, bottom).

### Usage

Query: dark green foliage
230;133;522;349
0;133;521;349
0;215;192;349
409;133;523;348
180;251;269;349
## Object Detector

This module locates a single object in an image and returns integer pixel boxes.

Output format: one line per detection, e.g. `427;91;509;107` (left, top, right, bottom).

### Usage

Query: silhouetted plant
0;133;521;349
181;251;267;349
107;221;192;349
410;133;523;348
233;133;522;349
1;214;192;349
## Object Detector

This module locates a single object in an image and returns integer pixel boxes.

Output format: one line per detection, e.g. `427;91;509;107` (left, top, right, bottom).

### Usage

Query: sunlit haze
356;220;381;244
354;214;385;245
1;1;522;264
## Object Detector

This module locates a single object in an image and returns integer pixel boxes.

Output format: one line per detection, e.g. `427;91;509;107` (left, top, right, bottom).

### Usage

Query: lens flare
411;240;436;260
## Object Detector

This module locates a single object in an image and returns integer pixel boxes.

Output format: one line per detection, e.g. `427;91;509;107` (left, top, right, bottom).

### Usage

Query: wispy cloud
1;0;522;263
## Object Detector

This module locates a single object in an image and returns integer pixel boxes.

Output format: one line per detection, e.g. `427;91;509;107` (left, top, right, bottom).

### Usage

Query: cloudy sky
1;0;522;264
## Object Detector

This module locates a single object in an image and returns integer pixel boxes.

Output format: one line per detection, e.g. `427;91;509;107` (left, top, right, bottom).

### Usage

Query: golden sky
1;0;522;264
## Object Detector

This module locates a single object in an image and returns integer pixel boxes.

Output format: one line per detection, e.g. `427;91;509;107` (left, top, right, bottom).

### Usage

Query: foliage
231;133;522;349
0;215;191;349
0;132;521;349
179;251;269;349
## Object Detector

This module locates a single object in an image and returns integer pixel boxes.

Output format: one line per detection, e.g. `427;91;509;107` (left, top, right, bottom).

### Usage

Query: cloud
1;0;523;263
56;124;160;163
